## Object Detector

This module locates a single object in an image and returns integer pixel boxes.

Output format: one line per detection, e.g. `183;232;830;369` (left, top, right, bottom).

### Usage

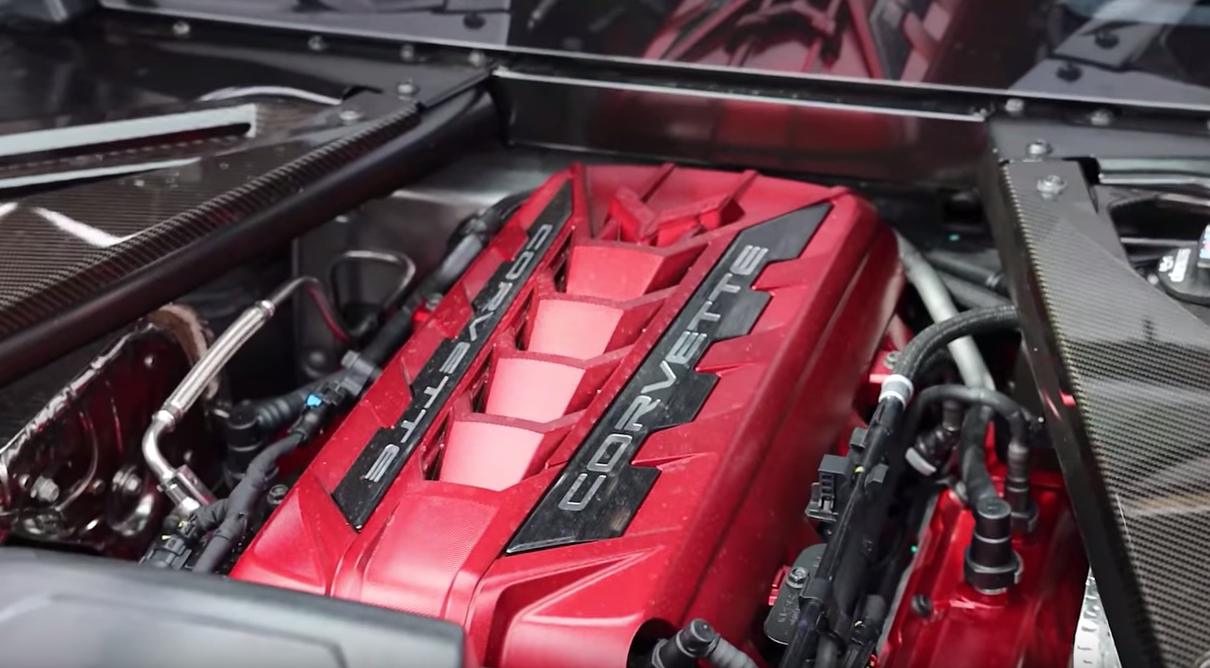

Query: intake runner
233;164;902;668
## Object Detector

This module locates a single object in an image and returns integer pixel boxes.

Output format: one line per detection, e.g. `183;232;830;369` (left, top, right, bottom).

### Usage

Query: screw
268;484;289;506
88;479;106;494
911;594;933;618
884;351;900;368
785;567;808;589
425;293;443;310
112;467;142;496
143;354;155;369
338;108;363;124
1004;98;1025;116
1094;29;1119;49
1056;60;1083;82
1036;174;1067;200
468;50;487;67
30;477;59;503
308;35;328;52
463;12;486;30
400;43;417;61
1026;139;1052;158
171;20;191;38
1089;108;1114;127
17;474;30;489
396;79;419;97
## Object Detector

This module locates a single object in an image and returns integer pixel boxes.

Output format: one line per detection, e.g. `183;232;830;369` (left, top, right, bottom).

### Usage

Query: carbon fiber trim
984;153;1210;668
0;101;419;346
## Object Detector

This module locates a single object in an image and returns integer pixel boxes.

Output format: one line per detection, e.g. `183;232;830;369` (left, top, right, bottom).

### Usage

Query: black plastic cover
0;548;464;668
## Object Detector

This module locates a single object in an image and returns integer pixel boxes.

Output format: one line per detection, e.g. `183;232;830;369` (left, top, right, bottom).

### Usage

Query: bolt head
400;43;417;62
396;80;419;97
308;35;328;52
884;351;900;368
1094;29;1119;49
1037;174;1067;199
171;20;191;38
785;566;808;588
1004;98;1025;116
30;477;59;503
911;594;933;617
268;484;289;506
1089;109;1113;127
1026;139;1052;157
338;109;363;124
468;50;487;67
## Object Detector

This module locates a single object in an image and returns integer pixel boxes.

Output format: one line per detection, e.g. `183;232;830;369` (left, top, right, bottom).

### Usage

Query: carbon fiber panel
0;102;420;342
988;157;1210;668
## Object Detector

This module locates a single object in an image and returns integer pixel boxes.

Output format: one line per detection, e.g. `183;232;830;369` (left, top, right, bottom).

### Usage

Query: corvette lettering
555;248;768;513
332;183;573;529
509;204;830;553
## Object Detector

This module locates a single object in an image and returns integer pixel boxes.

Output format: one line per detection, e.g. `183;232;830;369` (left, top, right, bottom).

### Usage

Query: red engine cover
233;164;901;668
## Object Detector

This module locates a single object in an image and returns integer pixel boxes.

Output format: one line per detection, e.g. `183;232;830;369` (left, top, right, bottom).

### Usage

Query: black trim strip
506;203;830;554
332;181;574;529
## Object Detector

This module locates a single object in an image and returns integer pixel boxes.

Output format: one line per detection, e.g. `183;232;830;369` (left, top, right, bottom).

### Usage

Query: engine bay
4;3;1210;666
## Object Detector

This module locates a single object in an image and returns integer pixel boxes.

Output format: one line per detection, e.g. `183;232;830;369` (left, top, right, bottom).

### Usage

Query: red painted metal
233;164;902;668
878;469;1087;668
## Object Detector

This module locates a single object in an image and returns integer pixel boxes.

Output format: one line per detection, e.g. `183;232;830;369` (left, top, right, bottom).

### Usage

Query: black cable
267;276;352;344
191;432;303;574
903;384;1036;530
923;250;1006;295
938;272;1011;310
894;305;1018;384
959;405;997;506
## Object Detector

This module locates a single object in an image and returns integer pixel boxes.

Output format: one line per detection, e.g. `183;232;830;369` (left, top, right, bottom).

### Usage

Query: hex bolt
268;484;289;507
1004;98;1025;116
1089;109;1114;127
1037;174;1067;200
1057;61;1083;82
338;109;363;124
172;20;191;38
1026;139;1052;158
396;79;419;97
785;567;808;589
1094;29;1119;49
308;35;328;52
112;467;142;497
30;477;59;503
468;50;487;67
884;351;900;369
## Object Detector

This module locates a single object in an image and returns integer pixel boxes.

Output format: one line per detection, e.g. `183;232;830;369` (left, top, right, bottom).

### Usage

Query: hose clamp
879;373;914;406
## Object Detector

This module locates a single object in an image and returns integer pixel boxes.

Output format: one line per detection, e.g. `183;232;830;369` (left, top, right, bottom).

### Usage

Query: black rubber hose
894;305;1019;385
960;405;997;506
903;385;1027;455
924;250;1007;295
938;272;1011;310
0;90;496;387
903;385;1035;528
191;432;304;574
243;375;334;434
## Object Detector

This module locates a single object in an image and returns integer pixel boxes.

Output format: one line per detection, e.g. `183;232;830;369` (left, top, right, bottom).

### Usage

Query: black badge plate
506;204;830;553
332;182;573;529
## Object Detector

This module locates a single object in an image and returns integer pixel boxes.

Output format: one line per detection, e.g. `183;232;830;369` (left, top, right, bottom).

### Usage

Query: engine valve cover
234;164;901;668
